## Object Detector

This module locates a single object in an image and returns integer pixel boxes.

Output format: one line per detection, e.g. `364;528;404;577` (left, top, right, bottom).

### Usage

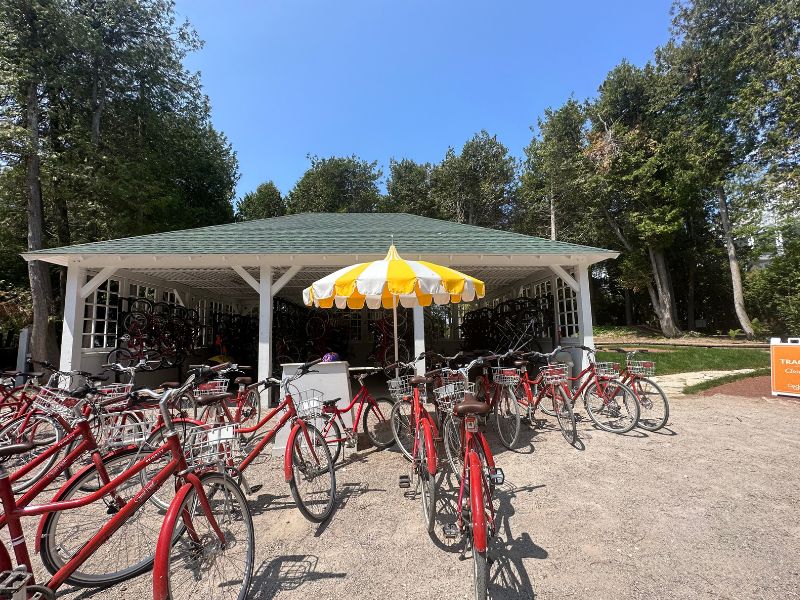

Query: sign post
770;337;800;398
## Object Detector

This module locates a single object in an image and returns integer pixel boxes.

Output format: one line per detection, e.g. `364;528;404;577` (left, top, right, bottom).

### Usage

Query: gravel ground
7;392;800;600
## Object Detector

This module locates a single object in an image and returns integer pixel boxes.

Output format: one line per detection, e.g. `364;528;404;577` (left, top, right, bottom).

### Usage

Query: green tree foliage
380;158;439;217
0;0;238;352
236;181;285;221
430;130;517;227
286;155;382;214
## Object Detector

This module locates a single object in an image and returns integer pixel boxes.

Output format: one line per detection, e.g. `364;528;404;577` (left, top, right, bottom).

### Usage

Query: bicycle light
464;416;479;432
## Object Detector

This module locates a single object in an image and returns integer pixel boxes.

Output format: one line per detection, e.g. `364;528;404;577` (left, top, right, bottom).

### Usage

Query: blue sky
174;1;674;199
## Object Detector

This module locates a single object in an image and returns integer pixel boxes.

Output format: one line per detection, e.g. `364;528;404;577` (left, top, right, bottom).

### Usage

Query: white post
258;266;273;407
413;305;426;375
59;264;85;381
576;264;594;371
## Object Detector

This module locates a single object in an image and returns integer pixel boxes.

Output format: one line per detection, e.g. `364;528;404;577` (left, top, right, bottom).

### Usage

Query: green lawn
595;346;770;375
682;368;771;394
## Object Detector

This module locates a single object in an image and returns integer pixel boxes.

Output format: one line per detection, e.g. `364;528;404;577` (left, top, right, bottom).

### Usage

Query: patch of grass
593;325;655;338
595;346;770;376
682;368;771;395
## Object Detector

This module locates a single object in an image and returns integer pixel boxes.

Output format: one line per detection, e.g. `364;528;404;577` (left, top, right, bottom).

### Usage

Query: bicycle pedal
398;474;411;488
443;524;459;539
488;467;505;486
249;484;263;494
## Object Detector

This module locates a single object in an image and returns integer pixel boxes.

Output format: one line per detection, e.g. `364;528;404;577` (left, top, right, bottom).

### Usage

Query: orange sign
771;338;800;398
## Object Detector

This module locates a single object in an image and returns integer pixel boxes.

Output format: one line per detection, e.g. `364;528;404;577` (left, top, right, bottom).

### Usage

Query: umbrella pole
393;295;400;379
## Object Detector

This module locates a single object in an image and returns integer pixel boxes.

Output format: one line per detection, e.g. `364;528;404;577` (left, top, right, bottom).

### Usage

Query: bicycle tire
583;379;640;433
238;387;262;437
389;399;413;461
363;396;395;449
39;448;156;587
467;448;489;600
551;385;578;445
288;423;336;523
631;377;670;431
443;413;463;481
418;421;436;533
0;413;63;493
106;347;135;369
154;472;254;600
494;386;520;449
473;545;489;600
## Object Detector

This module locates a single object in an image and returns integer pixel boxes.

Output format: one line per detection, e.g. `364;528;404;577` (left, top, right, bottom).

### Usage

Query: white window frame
82;277;121;349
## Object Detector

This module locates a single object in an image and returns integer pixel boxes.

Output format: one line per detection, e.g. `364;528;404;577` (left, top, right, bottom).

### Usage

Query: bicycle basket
595;362;621;378
294;388;324;419
195;379;228;395
540;364;569;385
433;381;476;412
96;411;150;449
187;425;237;468
32;387;78;421
387;375;413;401
96;383;133;401
627;360;655;377
491;367;521;386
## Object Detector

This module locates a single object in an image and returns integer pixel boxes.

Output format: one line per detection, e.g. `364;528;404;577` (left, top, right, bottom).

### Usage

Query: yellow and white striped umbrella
302;245;485;310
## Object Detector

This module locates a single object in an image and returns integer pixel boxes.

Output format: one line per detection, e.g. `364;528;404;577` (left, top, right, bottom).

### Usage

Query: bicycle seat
234;376;252;386
159;381;180;389
0;441;36;459
410;375;430;386
194;393;233;407
453;393;492;417
87;374;109;383
322;397;341;407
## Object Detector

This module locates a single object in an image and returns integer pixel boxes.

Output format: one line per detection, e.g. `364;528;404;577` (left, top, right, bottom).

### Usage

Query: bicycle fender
422;419;437;477
283;422;303;482
33;447;133;553
469;450;488;553
478;434;495;470
153;481;194;600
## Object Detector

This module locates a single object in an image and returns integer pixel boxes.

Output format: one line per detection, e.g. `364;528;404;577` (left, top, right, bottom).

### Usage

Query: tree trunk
648;248;682;337
24;77;57;364
686;262;696;331
624;289;634;326
717;185;755;339
549;184;556;241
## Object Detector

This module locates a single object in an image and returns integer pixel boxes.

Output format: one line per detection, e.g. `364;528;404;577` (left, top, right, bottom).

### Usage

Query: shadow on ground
249;555;346;600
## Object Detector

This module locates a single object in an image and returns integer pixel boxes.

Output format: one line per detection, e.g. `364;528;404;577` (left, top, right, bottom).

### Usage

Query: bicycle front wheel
288;423;336;523
0;413;63;493
389;399;413;461
155;473;254;600
551;385;577;445
494;386;520;449
631;377;669;431
363;396;395;449
417;422;436;533
584;380;640;433
443;413;463;481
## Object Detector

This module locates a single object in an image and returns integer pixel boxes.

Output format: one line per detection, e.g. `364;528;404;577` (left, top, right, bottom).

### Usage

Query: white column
413;305;426;375
257;267;273;406
59;264;85;381
576;264;594;371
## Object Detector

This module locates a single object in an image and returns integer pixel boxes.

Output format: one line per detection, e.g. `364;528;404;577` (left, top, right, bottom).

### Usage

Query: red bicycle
389;355;440;533
316;367;395;462
611;348;670;431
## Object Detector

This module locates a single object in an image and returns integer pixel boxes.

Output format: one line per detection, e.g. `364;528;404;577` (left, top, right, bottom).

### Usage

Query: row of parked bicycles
0;343;669;600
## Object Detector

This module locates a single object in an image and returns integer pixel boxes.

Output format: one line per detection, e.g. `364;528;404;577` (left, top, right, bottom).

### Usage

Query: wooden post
59;264;85;383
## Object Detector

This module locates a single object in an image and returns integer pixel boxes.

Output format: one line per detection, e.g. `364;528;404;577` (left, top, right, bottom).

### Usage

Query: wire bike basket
595;362;621;378
294;389;325;419
95;411;150;449
387;375;414;401
195;379;229;395
540;364;569;385
187;425;238;468
433;381;476;413
491;367;521;386
627;360;656;377
32;387;79;421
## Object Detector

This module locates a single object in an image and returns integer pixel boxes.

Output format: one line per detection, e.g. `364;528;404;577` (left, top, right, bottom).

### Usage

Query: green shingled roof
26;212;615;257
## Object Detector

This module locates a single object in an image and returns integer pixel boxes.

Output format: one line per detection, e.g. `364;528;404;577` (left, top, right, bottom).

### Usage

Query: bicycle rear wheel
155;473;254;600
631;377;669;431
467;448;490;600
417;421;436;533
494;386;520;449
288;423;336;523
550;385;577;445
584;380;640;433
0;413;63;493
39;448;156;587
389;399;413;461
443;413;463;481
363;396;395;449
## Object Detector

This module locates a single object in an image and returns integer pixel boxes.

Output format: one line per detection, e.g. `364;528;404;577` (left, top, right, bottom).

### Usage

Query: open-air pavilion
22;213;618;386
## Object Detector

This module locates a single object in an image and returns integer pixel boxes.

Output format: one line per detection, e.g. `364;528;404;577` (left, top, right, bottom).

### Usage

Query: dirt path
10;393;800;600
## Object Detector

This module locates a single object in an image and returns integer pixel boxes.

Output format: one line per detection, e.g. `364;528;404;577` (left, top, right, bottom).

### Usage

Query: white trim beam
231;265;260;293
257;266;273;396
576;265;594;370
60;265;85;381
173;289;184;306
549;265;579;292
271;266;301;295
412;305;426;375
79;266;118;299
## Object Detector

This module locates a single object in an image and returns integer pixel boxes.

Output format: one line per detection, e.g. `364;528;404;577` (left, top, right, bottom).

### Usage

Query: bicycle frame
409;384;438;476
320;383;388;441
0;430;220;592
